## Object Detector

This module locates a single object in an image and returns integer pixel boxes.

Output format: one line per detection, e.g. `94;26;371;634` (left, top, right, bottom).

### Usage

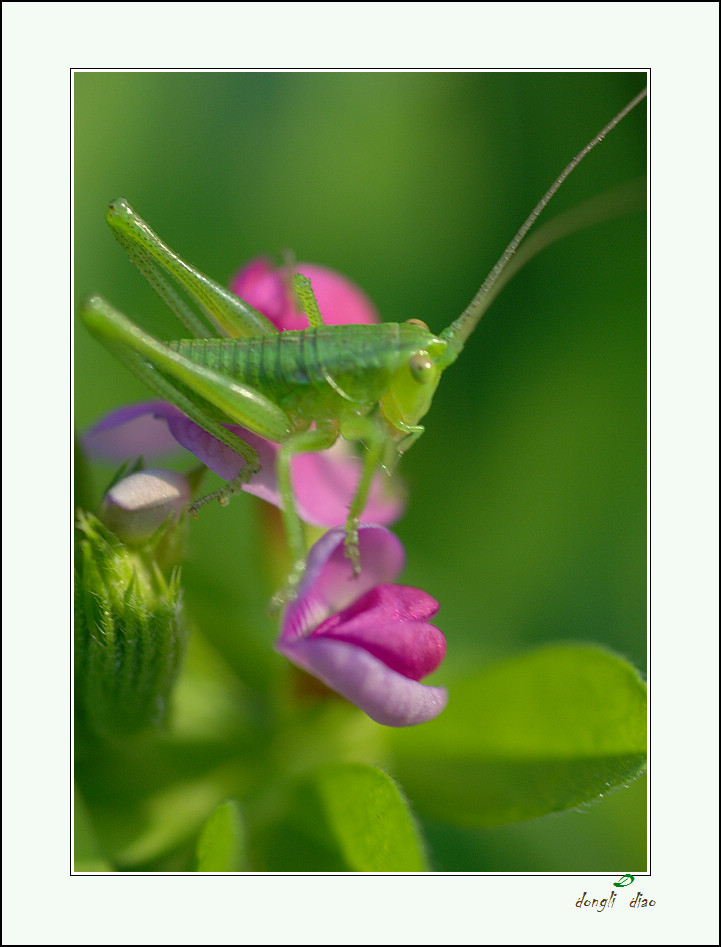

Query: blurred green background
74;71;647;871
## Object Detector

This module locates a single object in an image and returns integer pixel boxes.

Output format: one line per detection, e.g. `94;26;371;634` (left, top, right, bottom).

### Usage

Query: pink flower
82;259;405;528
83;400;402;527
277;525;447;726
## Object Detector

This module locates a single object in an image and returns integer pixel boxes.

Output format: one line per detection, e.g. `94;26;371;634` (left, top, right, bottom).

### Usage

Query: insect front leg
273;419;341;602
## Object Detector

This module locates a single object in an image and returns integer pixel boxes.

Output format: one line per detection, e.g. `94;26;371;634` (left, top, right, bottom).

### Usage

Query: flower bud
74;510;187;737
99;467;190;546
98;467;191;572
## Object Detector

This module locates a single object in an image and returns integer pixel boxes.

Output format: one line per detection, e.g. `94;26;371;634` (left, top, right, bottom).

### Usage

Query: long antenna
440;86;647;364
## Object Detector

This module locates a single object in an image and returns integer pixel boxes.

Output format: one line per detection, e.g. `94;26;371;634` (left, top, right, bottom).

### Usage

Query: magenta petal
229;258;289;327
230;258;379;332
318;583;440;626
314;584;445;680
319;620;446;680
295;263;379;327
278;637;447;727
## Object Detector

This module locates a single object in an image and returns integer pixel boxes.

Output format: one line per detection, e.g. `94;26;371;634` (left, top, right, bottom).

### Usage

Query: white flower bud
100;468;190;546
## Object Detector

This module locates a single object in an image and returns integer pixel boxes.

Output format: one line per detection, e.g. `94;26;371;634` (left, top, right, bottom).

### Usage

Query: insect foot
344;516;362;577
189;462;261;516
270;557;308;613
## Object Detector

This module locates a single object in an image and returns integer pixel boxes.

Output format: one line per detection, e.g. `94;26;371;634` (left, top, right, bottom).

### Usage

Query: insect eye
409;352;433;383
405;319;430;331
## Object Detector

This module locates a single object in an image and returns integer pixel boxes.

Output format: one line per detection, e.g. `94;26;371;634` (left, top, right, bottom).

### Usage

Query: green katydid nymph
81;87;646;595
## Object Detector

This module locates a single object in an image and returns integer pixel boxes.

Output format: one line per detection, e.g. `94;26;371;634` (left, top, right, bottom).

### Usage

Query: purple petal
281;526;406;642
277;636;448;727
83;401;186;461
164;416;265;479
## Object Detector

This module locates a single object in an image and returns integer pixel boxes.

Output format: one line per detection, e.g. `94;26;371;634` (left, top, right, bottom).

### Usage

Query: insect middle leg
339;413;395;573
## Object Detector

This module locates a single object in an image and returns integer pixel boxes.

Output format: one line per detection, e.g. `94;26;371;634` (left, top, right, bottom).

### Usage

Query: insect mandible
80;87;647;594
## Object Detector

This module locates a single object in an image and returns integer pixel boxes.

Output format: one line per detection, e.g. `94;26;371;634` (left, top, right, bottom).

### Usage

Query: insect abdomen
168;324;405;419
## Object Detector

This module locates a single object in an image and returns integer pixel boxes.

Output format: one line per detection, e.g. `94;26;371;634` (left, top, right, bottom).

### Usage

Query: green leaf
389;644;646;827
265;763;428;872
195;800;245;871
